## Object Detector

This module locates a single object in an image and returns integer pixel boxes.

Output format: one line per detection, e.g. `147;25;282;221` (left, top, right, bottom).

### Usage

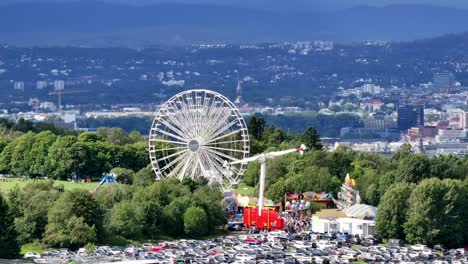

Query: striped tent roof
343;204;377;219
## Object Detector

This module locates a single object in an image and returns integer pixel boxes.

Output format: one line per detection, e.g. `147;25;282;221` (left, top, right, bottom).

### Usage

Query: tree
376;183;413;240
0;193;20;259
14;186;60;244
404;178;467;248
161;197;191;237
299;127;323;150
133;165;155;186
396;154;431;183
44;189;103;248
11;132;36;177
183;206;208;237
110;167;135;185
29;131;57;177
0;139;17;174
46;135;78;180
243;161;260;187
248;116;266;141
108;201;144;239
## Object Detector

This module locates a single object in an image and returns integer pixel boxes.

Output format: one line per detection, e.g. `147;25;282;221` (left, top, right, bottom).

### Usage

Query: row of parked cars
24;230;467;263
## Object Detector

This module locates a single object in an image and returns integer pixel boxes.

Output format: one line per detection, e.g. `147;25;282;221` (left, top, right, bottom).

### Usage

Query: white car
236;254;255;261
411;244;427;251
24;252;41;259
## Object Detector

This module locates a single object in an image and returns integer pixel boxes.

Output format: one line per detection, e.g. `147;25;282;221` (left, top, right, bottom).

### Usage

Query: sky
2;0;468;10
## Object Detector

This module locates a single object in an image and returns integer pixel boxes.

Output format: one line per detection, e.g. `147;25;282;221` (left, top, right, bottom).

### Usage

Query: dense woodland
0;116;467;259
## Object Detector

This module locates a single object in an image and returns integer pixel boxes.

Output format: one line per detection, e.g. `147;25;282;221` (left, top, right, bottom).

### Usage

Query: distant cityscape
1;33;468;157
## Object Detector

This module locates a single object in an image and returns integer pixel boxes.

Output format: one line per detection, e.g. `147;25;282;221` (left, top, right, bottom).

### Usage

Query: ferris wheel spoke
202;108;231;137
202;149;240;177
168;102;196;138
160;151;189;172
166;112;196;139
153;138;187;146
200;105;229;139
157;149;188;163
205;118;241;142
205;139;248;146
165;154;189;180
205;147;239;162
152;146;187;152
203;145;249;154
205;129;245;144
178;153;194;181
156;115;192;140
153;128;189;143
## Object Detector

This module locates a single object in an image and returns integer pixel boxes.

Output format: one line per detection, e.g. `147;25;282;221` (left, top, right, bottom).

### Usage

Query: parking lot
24;230;467;263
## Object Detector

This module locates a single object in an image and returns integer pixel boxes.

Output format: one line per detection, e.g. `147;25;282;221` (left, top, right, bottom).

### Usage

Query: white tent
343;204;377;219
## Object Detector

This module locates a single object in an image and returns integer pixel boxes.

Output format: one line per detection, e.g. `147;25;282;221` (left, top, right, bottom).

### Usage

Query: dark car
389;238;404;247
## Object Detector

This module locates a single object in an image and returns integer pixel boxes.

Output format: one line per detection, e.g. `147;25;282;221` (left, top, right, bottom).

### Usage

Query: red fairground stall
243;207;284;230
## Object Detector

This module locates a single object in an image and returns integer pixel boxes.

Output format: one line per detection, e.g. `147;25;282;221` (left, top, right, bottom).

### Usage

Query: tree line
0;177;226;258
0;126;149;180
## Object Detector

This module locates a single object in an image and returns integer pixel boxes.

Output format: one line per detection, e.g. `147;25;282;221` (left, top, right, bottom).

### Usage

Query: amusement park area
222;174;378;238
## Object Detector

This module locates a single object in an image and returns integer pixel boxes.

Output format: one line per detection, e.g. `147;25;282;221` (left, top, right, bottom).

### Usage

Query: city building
406;126;438;141
14;81;25;91
436;129;467;143
54;80;65;91
397;105;424;131
36;81;48;90
363;112;396;129
460;112;468;129
433;72;455;92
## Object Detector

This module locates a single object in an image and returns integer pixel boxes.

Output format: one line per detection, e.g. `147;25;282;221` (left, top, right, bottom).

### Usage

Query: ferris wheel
149;89;250;189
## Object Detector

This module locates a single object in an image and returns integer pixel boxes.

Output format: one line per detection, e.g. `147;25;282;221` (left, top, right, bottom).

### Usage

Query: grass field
0;178;99;194
234;182;255;196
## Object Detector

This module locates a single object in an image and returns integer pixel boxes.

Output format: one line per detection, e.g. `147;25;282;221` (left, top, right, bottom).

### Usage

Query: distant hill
1;1;468;46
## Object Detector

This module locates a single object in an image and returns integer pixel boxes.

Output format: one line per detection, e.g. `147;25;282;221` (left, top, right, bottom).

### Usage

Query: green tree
46;135;78;180
29;131;57;177
161;197;191;237
243;161;260;187
248;116;266;141
0;139;17;174
299;127;323;150
0;193;20;259
14;186;60;244
133;165;155;186
44;189;103;248
110;167;135;185
108;201;144;239
404;178;467;248
183;206;208;237
376;183;413;240
11;132;36;177
396;154;431;183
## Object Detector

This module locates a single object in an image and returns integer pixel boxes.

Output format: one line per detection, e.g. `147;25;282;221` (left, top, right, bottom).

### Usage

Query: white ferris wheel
149;89;250;190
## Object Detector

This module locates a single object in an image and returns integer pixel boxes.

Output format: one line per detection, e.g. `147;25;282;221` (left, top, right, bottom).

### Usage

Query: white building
14;81;25;91
36;81;48;90
54;80;65;91
436;129;467;143
311;218;376;237
460;112;468;129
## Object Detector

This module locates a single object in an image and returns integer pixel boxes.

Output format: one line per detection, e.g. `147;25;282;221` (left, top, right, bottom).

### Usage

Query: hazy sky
2;0;468;10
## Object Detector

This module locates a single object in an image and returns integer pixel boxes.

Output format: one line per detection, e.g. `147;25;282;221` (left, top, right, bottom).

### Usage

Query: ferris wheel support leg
258;157;266;216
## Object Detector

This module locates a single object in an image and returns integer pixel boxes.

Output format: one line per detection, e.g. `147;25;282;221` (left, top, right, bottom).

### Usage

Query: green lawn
21;242;55;255
0;178;99;194
234;182;255;196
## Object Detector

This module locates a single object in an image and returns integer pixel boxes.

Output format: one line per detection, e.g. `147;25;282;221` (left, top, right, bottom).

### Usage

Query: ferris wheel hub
188;139;200;153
